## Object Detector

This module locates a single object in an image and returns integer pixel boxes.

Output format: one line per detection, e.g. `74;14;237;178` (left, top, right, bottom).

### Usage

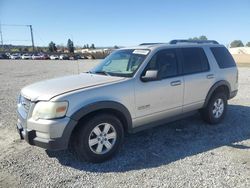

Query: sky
0;0;249;47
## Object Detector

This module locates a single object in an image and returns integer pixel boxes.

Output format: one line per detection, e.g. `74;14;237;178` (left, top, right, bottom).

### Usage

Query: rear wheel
200;92;227;124
73;114;124;163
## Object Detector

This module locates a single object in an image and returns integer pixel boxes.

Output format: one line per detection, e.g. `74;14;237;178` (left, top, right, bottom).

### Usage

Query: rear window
181;47;209;74
210;47;236;68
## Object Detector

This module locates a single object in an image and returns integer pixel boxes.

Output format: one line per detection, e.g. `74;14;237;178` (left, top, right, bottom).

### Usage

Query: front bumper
17;114;77;151
17;125;68;150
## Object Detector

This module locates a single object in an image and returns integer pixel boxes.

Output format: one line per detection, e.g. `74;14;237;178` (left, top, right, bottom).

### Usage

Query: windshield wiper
94;71;110;76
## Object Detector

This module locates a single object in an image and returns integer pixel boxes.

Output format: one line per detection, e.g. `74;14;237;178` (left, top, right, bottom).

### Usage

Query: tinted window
145;49;178;78
211;47;236;68
181;48;209;74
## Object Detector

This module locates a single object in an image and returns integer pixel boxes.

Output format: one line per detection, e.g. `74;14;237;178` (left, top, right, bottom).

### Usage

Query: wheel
73;114;124;163
200;92;227;124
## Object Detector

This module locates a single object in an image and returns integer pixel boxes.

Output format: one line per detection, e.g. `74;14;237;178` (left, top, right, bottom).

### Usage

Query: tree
199;35;208;40
114;45;119;49
67;39;74;53
246;42;250;47
48;41;57;52
23;47;29;52
189;37;199;40
230;40;244;48
90;43;95;49
189;35;208;40
83;44;89;49
37;47;43;52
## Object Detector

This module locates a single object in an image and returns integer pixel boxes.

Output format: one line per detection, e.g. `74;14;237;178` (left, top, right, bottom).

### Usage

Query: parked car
59;54;69;60
21;54;32;60
40;54;50;60
69;54;83;60
32;54;43;60
50;55;59;60
0;53;9;59
10;53;21;59
69;56;75;60
75;54;83;60
17;40;238;163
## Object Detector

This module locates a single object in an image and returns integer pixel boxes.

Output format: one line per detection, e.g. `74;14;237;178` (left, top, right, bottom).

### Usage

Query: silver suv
17;40;238;163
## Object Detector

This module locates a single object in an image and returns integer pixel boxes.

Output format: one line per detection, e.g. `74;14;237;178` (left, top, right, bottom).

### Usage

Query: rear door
180;47;215;112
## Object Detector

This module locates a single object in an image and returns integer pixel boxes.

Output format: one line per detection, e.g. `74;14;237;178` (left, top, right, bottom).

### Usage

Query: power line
3;39;31;42
0;23;35;52
33;29;46;45
0;24;30;27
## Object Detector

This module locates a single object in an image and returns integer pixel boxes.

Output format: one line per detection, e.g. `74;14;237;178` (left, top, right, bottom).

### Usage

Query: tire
200;92;228;124
73;113;124;163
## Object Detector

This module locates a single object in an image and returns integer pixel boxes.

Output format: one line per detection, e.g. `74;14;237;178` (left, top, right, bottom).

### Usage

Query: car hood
21;73;125;101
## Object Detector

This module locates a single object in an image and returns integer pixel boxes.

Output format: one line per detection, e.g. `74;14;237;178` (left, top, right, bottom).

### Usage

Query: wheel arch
67;101;132;144
203;80;231;108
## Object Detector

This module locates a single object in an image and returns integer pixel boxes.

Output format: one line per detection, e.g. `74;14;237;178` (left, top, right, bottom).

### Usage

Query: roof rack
169;39;219;45
139;43;165;46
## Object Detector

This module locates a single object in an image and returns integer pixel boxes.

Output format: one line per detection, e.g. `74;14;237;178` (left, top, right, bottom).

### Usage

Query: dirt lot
0;60;250;187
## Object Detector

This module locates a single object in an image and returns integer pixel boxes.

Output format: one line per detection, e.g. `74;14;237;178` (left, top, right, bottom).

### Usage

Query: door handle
170;80;181;86
207;74;215;79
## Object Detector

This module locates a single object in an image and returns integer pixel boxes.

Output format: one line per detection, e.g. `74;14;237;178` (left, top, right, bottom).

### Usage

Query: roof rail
139;43;165;46
169;39;219;45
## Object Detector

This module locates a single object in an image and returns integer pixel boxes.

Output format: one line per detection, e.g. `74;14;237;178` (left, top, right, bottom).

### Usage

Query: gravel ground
0;60;250;188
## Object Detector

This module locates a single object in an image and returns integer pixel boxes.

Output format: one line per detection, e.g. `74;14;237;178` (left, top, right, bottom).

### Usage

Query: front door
134;48;184;127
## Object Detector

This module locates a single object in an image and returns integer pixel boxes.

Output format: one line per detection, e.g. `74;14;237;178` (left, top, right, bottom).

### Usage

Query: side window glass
181;47;210;74
210;47;236;68
145;49;178;78
182;48;203;74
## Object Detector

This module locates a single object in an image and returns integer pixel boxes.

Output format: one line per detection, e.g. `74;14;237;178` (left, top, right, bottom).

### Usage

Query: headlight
32;101;68;120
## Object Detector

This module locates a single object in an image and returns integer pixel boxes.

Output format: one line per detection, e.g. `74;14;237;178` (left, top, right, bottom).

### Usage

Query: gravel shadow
46;104;250;172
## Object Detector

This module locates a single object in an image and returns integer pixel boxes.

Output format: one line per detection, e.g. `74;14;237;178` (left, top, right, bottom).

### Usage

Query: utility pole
28;25;35;52
0;22;3;51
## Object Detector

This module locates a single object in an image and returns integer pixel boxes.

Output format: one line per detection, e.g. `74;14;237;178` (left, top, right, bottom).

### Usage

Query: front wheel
73;114;124;163
200;92;228;124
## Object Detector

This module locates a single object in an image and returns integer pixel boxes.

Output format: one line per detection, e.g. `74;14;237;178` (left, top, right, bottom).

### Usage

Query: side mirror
141;70;158;82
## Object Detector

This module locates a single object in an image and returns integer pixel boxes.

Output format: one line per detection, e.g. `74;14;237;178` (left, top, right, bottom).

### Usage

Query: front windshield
91;49;150;77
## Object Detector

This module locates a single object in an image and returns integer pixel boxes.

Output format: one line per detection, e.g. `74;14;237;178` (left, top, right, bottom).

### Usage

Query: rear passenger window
210;47;236;68
181;48;209;74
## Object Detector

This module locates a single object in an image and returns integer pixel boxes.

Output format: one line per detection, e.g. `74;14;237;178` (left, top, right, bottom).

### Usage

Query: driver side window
145;49;178;79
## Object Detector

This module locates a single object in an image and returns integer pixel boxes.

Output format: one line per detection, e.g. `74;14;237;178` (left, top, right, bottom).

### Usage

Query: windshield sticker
132;49;149;55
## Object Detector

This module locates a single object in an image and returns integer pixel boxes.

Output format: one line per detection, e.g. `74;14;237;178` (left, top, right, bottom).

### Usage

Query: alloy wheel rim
88;123;117;155
212;98;224;118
